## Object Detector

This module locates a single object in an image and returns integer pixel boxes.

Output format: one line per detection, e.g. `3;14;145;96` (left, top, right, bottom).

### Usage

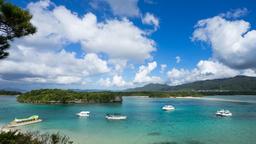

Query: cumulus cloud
175;56;181;64
0;45;109;84
99;75;133;87
167;60;235;85
18;0;155;61
15;0;68;51
0;0;157;86
192;15;256;69
220;8;248;19
108;59;128;74
50;4;156;62
105;0;140;17
167;60;256;85
134;61;162;84
80;19;156;61
160;64;167;73
142;12;159;30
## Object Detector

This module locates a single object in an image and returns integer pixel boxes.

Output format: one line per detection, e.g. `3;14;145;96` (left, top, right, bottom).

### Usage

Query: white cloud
17;0;155;62
142;12;159;30
220;8;248;19
192;15;256;69
80;19;156;61
175;56;181;64
105;0;140;17
241;69;256;77
134;61;162;84
50;4;156;62
0;45;109;84
160;64;167;73
0;0;157;86
99;75;133;87
15;0;67;51
108;59;128;74
167;60;256;85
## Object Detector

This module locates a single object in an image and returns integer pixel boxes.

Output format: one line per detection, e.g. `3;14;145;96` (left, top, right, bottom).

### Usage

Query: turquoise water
1;96;256;144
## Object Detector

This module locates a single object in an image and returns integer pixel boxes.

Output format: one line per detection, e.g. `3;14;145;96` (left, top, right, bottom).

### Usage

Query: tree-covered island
17;89;205;104
17;88;256;104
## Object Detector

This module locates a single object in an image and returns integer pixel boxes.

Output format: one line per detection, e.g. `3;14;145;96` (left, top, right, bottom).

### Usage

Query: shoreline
173;96;256;103
172;96;197;98
0;125;18;133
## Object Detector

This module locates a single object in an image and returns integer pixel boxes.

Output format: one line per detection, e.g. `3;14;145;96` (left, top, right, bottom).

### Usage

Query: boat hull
77;114;89;117
105;116;127;120
7;119;42;128
162;108;175;111
216;113;232;117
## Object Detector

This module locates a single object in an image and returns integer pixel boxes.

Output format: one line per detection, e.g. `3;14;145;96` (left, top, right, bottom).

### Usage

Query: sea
0;95;256;144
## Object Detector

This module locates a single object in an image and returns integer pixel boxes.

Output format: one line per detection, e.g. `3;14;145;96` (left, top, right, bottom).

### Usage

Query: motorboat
216;109;232;117
76;111;90;117
162;105;175;111
14;115;40;123
105;114;127;120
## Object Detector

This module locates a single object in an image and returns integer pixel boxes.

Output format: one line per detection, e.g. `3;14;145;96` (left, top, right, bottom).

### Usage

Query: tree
0;0;36;59
0;131;73;144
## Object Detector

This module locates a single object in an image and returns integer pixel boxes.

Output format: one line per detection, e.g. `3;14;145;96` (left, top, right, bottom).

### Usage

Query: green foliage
17;89;204;104
17;89;123;104
0;0;36;59
0;131;73;144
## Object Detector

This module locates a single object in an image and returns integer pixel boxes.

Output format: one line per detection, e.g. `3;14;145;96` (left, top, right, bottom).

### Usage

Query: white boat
105;114;127;120
162;105;175;111
7;115;42;128
76;111;90;117
14;115;40;123
216;109;232;117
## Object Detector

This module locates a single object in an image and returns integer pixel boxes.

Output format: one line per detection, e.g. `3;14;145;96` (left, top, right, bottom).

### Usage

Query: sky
1;0;256;90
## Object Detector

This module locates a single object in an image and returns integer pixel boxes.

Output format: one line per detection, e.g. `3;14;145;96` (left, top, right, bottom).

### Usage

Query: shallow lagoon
1;96;256;144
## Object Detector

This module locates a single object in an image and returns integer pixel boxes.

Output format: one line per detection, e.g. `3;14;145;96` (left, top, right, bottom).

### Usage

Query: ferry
162;105;175;111
76;111;90;117
8;115;42;127
105;114;127;120
216;109;232;117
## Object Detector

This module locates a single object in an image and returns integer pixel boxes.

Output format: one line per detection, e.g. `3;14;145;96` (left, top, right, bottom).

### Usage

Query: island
17;89;123;104
17;89;204;104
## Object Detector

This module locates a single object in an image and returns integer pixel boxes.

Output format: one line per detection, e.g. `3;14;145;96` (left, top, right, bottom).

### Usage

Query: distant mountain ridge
127;83;170;91
127;75;256;92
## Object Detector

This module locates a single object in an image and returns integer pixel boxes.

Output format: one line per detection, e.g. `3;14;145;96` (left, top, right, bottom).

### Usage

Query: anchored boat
76;111;90;117
162;105;175;111
105;114;127;120
8;115;42;127
216;110;232;117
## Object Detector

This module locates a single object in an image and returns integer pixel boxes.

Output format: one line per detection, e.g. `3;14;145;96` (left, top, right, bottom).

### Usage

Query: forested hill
126;83;171;92
127;76;256;92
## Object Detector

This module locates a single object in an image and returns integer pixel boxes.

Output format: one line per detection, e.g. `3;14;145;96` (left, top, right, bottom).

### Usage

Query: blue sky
1;0;256;90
